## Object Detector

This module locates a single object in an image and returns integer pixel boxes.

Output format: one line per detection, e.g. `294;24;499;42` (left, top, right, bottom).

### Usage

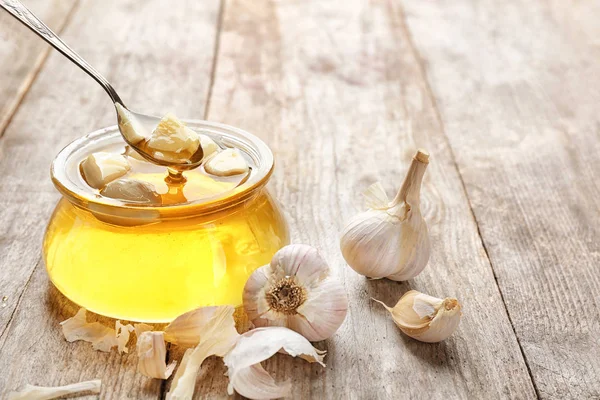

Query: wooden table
0;0;598;398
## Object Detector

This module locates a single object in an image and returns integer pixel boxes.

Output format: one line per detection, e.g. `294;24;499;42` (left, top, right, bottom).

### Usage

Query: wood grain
0;0;221;397
401;0;600;398
190;0;537;398
0;0;77;136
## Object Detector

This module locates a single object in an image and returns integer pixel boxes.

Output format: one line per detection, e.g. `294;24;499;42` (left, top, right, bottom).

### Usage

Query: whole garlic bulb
375;290;462;342
340;149;430;281
243;244;348;341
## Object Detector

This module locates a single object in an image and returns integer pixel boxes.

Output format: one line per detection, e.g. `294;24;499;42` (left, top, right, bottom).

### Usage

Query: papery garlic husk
340;149;431;281
60;308;118;352
243;244;348;342
375;290;462;343
223;327;326;399
137;331;176;379
166;306;239;399
8;379;101;400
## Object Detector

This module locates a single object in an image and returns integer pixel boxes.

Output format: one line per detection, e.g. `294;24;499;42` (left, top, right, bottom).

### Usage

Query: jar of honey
44;121;289;322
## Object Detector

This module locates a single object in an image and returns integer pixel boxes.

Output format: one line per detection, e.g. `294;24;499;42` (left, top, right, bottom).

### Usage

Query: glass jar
44;121;289;322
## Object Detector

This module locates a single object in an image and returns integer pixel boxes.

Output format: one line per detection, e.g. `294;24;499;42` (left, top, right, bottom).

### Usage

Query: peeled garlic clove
137;331;176;379
100;178;161;204
116;103;146;144
165;306;239;399
199;133;219;157
243;244;348;341
8;379;101;400
80;152;131;190
204;148;249;176
340;149;431;281
124;145;148;161
375;290;462;343
223;327;325;399
147;112;200;155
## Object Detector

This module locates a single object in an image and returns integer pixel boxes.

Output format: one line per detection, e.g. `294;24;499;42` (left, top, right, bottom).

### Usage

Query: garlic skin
340;149;430;281
137;331;177;379
243;244;348;341
375;290;462;343
8;379;101;400
80;152;131;190
224;327;326;399
204;148;249;176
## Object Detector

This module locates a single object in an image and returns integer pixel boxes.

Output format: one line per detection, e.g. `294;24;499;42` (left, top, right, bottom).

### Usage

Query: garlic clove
100;178;162;205
340;149;431;281
243;244;348;341
8;379;101;400
223;327;325;399
165;306;239;399
204;148;249;176
80;152;131;190
147;113;200;155
124;145;147;161
137;331;176;379
375;290;462;343
199;133;219;157
116;103;146;144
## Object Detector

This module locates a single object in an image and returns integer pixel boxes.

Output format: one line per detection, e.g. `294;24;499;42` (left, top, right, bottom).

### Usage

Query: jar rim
51;120;274;219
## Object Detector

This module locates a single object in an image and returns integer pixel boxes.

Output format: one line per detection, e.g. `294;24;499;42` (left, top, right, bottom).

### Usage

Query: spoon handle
0;0;124;105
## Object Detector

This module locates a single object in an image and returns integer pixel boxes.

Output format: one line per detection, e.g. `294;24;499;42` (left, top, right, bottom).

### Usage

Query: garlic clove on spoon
243;244;348;341
375;290;462;343
199;133;219;157
340;149;431;281
146;112;200;156
204;148;249;176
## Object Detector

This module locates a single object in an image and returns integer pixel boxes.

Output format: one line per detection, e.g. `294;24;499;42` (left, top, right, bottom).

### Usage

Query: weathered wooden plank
401;0;600;398
0;0;77;136
182;0;538;398
0;0;221;397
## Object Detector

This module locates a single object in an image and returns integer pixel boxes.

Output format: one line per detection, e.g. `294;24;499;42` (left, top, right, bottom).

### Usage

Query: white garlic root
340;149;431;281
204;148;249;176
243;244;348;341
8;379;101;400
136;331;177;379
375;290;462;343
80;152;131;190
224;327;326;399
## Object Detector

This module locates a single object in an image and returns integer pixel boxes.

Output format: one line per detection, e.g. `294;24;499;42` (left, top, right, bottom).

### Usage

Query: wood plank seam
0;0;81;139
0;256;41;348
203;0;226;120
394;2;542;398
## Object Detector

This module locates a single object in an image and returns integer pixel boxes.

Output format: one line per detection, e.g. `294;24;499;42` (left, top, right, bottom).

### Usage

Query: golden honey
44;122;289;322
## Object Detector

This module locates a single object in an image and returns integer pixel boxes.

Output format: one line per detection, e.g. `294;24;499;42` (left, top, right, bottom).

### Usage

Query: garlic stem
392;149;429;208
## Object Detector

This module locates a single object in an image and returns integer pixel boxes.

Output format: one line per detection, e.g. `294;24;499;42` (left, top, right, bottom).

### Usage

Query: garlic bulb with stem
243;244;348;341
340;149;431;281
374;290;462;343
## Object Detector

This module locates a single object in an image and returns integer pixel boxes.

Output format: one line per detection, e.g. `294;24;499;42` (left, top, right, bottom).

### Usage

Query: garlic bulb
243;244;348;341
340;149;431;281
375;290;462;342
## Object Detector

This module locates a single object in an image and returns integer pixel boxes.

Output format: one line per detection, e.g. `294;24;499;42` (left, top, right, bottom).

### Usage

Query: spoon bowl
1;0;203;171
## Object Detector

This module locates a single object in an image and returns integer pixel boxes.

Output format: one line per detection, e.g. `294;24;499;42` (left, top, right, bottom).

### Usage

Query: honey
44;122;289;322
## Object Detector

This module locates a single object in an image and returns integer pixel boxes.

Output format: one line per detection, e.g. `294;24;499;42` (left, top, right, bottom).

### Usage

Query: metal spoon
0;0;204;171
